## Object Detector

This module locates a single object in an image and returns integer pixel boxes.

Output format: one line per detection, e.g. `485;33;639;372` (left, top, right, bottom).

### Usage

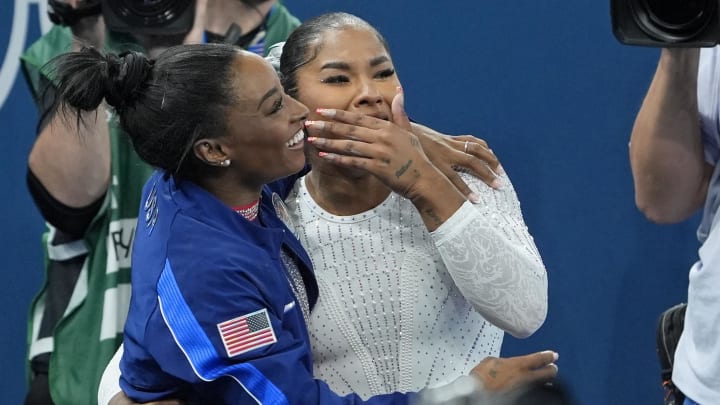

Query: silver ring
464;141;469;153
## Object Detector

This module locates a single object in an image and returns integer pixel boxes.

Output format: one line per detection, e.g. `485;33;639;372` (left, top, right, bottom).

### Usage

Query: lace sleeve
430;172;548;338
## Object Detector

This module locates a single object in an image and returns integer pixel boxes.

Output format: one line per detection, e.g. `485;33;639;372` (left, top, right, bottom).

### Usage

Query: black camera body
48;0;195;36
611;0;720;47
101;0;195;35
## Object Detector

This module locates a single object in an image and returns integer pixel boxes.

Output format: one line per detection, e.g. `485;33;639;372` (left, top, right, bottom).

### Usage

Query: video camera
611;0;720;47
48;0;195;35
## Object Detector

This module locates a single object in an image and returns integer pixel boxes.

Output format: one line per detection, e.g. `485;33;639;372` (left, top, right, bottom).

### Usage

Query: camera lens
631;0;716;41
109;0;192;27
647;0;710;28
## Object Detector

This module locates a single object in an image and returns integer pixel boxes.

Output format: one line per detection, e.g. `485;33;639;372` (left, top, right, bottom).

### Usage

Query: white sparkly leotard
284;172;547;398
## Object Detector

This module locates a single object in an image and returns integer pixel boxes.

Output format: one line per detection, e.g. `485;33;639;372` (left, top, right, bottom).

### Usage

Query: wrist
406;168;465;230
659;48;700;78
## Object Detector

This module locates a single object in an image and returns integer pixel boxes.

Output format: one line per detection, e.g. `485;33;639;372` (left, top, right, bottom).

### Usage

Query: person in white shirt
278;12;547;396
630;46;720;405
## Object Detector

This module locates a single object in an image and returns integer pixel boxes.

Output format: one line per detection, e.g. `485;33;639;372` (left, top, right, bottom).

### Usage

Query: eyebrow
369;55;390;67
257;87;279;111
320;55;391;71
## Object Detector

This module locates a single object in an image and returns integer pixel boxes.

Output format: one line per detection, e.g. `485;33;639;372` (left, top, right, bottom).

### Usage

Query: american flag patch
217;308;277;357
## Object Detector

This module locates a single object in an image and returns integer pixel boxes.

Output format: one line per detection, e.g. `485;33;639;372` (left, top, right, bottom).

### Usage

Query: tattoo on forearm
489;369;498;379
411;136;420;147
395;159;413;178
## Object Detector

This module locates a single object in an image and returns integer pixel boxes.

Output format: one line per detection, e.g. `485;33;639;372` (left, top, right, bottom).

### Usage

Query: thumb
391;86;411;130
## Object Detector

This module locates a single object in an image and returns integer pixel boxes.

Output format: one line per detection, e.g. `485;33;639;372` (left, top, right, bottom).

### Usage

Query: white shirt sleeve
698;47;720;166
97;344;124;405
430;172;548;338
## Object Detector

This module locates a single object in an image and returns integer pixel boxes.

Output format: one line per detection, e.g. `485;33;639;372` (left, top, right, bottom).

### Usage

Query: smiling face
199;51;309;186
294;26;401;125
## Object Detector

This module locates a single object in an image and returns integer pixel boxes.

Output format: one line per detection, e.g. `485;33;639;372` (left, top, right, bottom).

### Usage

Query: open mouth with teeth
286;128;305;148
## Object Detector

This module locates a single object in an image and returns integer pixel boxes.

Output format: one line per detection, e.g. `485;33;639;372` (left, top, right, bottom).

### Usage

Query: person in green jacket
21;1;300;404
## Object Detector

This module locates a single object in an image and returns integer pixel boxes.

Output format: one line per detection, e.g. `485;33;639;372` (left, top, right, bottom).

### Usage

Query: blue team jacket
120;170;412;404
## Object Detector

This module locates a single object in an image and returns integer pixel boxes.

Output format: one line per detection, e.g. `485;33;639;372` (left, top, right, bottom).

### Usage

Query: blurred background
0;0;697;403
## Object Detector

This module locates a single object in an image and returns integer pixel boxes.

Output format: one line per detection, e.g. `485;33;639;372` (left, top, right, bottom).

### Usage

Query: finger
446;148;501;190
526;363;559;384
455;134;489;150
464;141;498;167
437;161;474;201
307;137;379;161
391;87;412;131
305;120;377;143
317;152;373;172
316;108;387;130
520;350;559;370
454;135;504;175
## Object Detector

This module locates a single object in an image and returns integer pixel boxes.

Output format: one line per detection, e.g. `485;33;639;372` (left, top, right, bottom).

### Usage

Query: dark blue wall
0;1;699;404
0;2;49;404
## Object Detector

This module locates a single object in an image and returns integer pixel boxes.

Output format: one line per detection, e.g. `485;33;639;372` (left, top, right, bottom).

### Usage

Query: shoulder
20;26;73;96
21;25;73;67
268;3;301;28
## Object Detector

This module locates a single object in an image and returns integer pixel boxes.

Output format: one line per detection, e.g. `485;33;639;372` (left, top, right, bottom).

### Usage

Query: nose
353;80;384;107
290;96;309;122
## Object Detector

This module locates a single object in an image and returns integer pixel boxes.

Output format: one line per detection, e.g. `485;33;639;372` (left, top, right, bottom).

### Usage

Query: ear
193;138;230;167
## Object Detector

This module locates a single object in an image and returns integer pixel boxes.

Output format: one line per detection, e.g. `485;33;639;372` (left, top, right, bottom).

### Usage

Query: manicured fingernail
468;192;480;204
316;108;335;118
543;350;559;361
496;164;505;175
318;151;335;160
305;120;325;130
491;178;503;190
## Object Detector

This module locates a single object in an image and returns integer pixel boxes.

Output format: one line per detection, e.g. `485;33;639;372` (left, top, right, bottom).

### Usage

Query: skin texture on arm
29;106;111;208
28;1;110;208
630;48;713;223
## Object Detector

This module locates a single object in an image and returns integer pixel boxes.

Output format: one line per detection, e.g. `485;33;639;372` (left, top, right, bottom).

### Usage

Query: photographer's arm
28;2;110;209
630;48;713;223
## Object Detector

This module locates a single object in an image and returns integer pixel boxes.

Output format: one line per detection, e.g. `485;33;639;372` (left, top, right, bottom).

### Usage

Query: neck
305;164;391;216
205;0;275;37
196;174;262;210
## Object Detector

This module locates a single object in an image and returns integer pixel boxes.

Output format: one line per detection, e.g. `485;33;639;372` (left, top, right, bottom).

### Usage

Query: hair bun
104;51;153;109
